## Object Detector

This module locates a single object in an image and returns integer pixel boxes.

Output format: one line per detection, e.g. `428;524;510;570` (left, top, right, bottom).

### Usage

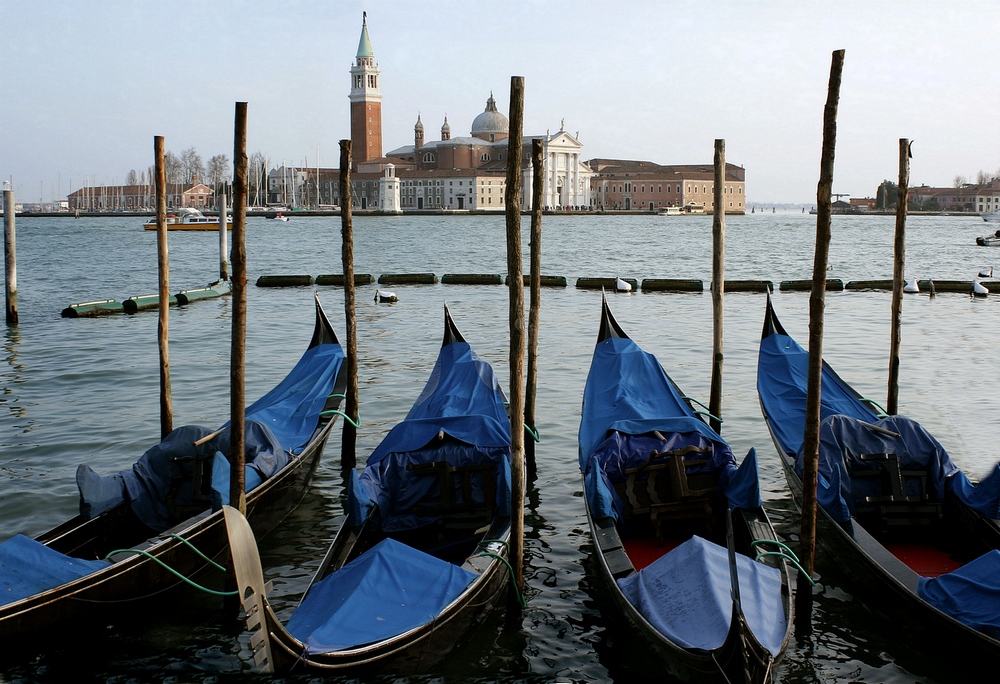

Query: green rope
319;409;361;428
168;533;227;572
682;395;711;412
478;539;526;608
751;538;801;563
754;551;816;586
693;409;723;424
329;393;346;399
858;397;889;417
104;547;238;596
524;424;540;443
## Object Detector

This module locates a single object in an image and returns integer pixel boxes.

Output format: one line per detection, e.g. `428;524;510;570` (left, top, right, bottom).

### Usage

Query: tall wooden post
219;187;229;281
799;49;845;633
339;140;359;471
3;184;17;326
230;103;249;515
524;138;544;473
887;139;911;416
505;76;526;594
154;136;173;439
709;139;726;434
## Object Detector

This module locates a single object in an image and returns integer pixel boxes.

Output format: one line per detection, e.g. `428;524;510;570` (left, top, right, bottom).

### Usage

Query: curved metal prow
443;303;467;346
598;290;629;342
309;293;340;348
222;506;275;674
761;291;789;340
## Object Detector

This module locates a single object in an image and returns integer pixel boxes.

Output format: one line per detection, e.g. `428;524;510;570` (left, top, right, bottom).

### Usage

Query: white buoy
374;289;398;303
973;279;989;297
615;277;632;293
903;279;919;293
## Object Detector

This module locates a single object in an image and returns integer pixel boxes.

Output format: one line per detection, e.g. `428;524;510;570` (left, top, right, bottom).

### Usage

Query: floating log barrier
377;273;438;285
123;293;178;314
61;299;125;318
721;279;772;293
315;273;375;286
256;275;315;287
780;278;844;292
916;279;980;293
576;277;638;290
505;274;567;287
640;278;703;292
176;279;232;304
845;279;893;291
441;273;503;285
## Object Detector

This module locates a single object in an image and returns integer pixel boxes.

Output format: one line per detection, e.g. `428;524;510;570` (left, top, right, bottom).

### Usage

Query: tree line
124;148;272;205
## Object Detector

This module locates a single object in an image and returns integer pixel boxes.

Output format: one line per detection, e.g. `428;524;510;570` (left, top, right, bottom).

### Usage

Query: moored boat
143;207;232;230
579;294;793;683
976;228;1000;246
225;303;513;674
756;295;1000;662
0;294;347;639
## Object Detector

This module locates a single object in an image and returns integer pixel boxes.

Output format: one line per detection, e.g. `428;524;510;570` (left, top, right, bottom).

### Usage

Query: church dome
471;93;508;138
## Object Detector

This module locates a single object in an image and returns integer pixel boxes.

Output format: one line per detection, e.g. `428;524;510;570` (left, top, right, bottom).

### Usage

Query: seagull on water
374;289;398;303
979;266;993;278
615;277;632;293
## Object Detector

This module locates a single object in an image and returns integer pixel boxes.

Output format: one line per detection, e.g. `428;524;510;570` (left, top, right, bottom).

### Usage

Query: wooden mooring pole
340;139;359;471
230;102;249;515
154;136;173;439
709;139;726;434
798;49;845;634
887;139;911;416
219;187;229;281
3;183;17;326
505;76;526;595
524;138;544;474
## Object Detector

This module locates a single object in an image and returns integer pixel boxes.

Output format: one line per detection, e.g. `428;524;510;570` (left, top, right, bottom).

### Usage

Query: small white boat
143;208;231;231
374;289;398;303
981;210;1000;223
267;212;290;222
657;206;682;216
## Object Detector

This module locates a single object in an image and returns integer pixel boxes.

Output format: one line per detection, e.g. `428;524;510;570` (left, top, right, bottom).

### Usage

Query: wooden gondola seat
407;460;497;529
852;453;942;528
620;448;718;543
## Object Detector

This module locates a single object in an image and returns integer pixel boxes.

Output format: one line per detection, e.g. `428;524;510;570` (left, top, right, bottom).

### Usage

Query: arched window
422;152;436;163
481;153;490;162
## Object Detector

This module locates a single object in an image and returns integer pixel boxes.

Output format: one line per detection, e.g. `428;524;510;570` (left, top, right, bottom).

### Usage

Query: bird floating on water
973;279;989;297
374;289;398;303
615;277;632;293
979;266;993;278
904;279;919;293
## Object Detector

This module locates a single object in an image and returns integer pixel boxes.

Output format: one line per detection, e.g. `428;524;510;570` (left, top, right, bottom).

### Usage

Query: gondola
224;303;513;674
756;295;1000;660
0;294;347;639
579;295;792;683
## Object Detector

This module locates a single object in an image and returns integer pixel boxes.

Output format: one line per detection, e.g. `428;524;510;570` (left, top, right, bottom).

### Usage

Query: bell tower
350;12;382;167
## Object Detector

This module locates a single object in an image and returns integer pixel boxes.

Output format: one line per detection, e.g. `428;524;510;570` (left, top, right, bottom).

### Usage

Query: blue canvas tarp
0;534;110;607
617;535;787;656
77;341;344;532
918;549;1000;639
579;335;759;517
354;340;511;533
286;537;476;652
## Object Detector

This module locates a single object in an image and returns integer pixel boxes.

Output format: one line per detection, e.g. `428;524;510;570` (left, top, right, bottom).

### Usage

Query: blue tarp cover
76;342;344;532
756;327;874;457
918;550;1000;640
0;534;110;607
355;340;511;533
579;335;759;515
758;321;1000;522
286;537;476;652
617;535;787;655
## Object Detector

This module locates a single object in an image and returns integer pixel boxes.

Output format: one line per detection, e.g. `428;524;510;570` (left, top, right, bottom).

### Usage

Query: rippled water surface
2;212;998;682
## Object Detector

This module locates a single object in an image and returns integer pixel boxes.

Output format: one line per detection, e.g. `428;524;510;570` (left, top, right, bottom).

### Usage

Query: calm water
2;212;999;682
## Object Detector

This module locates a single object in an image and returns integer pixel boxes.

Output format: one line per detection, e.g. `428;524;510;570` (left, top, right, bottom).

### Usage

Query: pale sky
4;1;999;204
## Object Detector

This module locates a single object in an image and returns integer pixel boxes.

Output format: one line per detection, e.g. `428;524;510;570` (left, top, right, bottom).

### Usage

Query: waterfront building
587;159;746;213
906;184;979;212
67;178;213;212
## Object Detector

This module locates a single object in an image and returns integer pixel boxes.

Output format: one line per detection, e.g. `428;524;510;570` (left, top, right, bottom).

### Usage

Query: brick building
588;159;746;213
